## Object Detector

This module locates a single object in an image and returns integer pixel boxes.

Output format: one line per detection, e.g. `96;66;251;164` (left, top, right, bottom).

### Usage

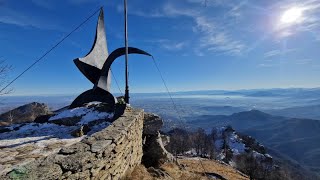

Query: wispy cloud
161;3;198;17
194;15;246;56
264;50;282;58
0;0;100;30
146;39;188;51
0;6;64;30
118;0;320;57
117;2;198;18
119;1;247;56
263;49;296;58
187;0;248;19
116;4;166;18
161;41;188;51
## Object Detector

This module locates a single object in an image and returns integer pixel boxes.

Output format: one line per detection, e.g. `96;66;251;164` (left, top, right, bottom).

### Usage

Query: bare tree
0;60;13;96
209;128;217;159
30;102;38;120
235;152;286;180
193;128;206;156
222;126;234;163
203;134;215;159
235;152;260;180
7;111;14;124
166;128;191;157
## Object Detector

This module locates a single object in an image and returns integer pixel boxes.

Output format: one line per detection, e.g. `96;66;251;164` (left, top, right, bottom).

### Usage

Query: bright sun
281;7;303;24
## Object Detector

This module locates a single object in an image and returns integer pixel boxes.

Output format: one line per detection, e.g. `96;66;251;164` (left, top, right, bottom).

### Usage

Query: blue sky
0;0;320;96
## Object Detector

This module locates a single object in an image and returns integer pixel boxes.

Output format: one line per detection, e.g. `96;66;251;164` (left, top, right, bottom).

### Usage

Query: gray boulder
142;113;174;167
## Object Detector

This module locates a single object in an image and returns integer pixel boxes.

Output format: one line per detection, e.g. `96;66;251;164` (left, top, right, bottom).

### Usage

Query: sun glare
280;7;303;24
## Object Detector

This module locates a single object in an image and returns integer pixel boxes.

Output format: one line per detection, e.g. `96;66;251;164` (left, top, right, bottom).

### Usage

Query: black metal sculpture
69;8;151;109
74;9;109;90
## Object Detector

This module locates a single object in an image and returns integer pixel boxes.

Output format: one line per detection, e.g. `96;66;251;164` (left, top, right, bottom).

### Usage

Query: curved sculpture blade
73;8;111;85
95;47;152;91
69;87;115;109
74;60;101;85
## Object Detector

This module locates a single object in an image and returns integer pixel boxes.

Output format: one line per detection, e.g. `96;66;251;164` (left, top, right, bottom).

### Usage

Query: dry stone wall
2;108;144;180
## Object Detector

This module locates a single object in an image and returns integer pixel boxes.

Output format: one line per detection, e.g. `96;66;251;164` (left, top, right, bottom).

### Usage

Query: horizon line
2;86;320;97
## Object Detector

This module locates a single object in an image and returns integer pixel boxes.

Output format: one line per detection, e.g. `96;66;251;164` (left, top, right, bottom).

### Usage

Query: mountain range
267;104;320;120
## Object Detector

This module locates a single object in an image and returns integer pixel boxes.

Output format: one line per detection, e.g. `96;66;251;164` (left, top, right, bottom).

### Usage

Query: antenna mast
124;0;130;104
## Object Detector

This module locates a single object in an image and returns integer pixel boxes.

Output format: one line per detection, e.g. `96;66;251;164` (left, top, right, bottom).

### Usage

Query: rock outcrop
0;102;51;126
142;113;174;167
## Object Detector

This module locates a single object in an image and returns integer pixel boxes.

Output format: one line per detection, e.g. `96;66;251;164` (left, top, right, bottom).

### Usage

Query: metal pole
124;0;130;104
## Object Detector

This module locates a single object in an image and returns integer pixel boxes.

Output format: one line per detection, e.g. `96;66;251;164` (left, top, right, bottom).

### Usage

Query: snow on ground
208;127;248;163
49;106;114;125
253;150;265;159
217;152;226;160
1;105;113;151
79;111;113;125
213;128;246;155
0;123;80;147
265;154;272;158
49;107;90;120
228;133;246;155
183;127;247;163
185;149;197;156
1;123;73;139
181;126;271;169
87;121;111;136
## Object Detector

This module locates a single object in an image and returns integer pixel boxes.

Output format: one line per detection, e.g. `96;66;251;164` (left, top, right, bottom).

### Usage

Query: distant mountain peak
231;109;271;120
0;102;51;126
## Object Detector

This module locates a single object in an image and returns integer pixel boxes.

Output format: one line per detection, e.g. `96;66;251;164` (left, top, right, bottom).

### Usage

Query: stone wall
2;108;144;180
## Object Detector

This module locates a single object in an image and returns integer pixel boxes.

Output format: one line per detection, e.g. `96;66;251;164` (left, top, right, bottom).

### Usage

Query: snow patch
265;154;272;159
0;123;80;147
49;106;114;125
85;101;103;106
49;107;90;120
78;111;113;125
228;132;245;155
185;148;197;156
87;122;111;135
